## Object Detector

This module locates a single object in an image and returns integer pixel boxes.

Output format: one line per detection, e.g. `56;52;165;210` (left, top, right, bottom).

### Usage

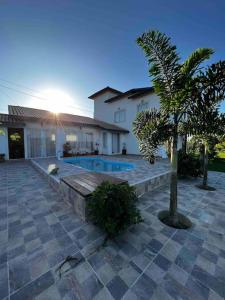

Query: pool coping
30;157;171;219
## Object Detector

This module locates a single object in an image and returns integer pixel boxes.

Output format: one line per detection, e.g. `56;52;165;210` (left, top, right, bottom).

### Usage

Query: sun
42;89;74;113
28;88;74;113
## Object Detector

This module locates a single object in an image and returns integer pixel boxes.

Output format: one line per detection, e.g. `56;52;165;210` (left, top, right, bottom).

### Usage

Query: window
103;132;107;148
85;133;93;150
65;129;78;148
114;110;126;123
27;128;42;158
45;129;56;157
137;100;148;112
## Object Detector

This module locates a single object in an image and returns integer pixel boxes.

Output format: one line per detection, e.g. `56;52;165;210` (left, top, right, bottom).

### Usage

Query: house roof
88;86;122;99
105;87;154;103
5;105;129;133
0;113;25;126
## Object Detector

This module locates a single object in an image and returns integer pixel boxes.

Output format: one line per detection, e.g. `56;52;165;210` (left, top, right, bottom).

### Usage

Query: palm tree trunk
182;133;187;154
169;129;178;217
203;143;208;186
158;124;191;229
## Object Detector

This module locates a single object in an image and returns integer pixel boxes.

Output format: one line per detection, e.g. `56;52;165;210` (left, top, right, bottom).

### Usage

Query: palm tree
186;61;225;190
133;30;213;229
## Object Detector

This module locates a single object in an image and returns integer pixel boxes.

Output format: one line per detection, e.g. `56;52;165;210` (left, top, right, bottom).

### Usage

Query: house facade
89;86;167;157
0;86;169;160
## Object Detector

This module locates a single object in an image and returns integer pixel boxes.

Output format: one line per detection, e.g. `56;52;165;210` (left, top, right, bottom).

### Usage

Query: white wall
1;117;128;159
93;92;167;156
0;127;9;159
25;122;103;158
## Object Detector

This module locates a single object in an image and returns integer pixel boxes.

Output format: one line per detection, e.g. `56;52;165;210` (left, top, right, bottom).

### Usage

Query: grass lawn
209;157;225;172
218;152;225;159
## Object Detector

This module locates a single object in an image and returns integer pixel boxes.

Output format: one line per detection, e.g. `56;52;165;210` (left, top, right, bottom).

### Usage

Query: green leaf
181;48;214;78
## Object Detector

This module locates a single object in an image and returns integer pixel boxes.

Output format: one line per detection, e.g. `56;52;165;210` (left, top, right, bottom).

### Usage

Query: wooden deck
61;172;127;197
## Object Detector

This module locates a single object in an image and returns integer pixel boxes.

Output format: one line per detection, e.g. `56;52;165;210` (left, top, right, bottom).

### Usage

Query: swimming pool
65;157;134;172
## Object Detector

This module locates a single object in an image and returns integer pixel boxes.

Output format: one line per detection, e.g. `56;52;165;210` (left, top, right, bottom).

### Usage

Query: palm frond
137;30;180;109
181;48;213;78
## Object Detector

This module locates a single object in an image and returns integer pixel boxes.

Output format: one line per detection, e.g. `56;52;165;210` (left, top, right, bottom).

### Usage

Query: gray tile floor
0;161;225;299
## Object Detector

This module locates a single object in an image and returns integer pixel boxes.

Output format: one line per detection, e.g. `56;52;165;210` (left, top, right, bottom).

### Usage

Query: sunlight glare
42;89;74;113
27;88;74;114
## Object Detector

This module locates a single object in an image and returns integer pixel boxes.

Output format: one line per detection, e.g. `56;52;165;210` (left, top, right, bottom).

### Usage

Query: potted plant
63;142;72;157
94;142;99;155
0;154;5;162
122;143;127;155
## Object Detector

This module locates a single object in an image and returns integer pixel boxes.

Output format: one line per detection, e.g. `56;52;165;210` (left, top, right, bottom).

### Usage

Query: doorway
8;128;25;159
112;133;120;154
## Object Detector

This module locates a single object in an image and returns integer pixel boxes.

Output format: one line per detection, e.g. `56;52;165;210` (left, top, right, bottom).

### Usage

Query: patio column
41;128;46;157
56;127;66;157
107;132;112;155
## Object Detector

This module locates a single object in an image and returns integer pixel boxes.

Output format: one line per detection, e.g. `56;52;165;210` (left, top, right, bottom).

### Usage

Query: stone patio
1;161;225;299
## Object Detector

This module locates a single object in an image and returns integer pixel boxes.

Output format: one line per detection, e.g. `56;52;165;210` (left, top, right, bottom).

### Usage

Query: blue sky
0;0;225;116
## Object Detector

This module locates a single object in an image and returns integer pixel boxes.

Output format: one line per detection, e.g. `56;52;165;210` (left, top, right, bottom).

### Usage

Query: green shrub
178;150;202;178
87;181;142;238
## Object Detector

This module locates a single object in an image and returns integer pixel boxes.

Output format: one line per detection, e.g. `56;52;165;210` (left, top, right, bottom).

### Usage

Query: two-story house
89;86;167;157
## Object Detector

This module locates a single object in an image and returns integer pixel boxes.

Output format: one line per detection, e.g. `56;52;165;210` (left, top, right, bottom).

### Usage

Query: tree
186;61;225;190
133;30;213;229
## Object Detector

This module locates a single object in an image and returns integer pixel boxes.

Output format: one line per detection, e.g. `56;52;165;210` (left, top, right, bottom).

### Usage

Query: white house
89;86;167;157
0;86;168;160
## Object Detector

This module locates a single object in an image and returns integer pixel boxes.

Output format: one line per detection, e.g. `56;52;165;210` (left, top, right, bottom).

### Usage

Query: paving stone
175;247;196;273
107;275;128;300
167;263;188;286
148;238;163;253
9;255;31;292
145;262;166;284
7;245;25;261
97;262;116;285
118;262;141;287
35;284;61;300
93;287;114;300
154;254;172;271
88;251;105;270
72;260;93;285
186;275;210;300
81;274;104;300
10;271;54;300
131;249;155;271
25;238;42;254
28;250;50;279
0;263;8;300
130;273;156;300
162;273;196;300
191;265;225;298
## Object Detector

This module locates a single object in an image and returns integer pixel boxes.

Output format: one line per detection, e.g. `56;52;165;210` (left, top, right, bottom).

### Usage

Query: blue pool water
65;157;134;172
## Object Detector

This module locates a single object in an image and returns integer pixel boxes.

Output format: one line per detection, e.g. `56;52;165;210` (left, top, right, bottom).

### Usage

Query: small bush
87;181;142;238
178;150;202;178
